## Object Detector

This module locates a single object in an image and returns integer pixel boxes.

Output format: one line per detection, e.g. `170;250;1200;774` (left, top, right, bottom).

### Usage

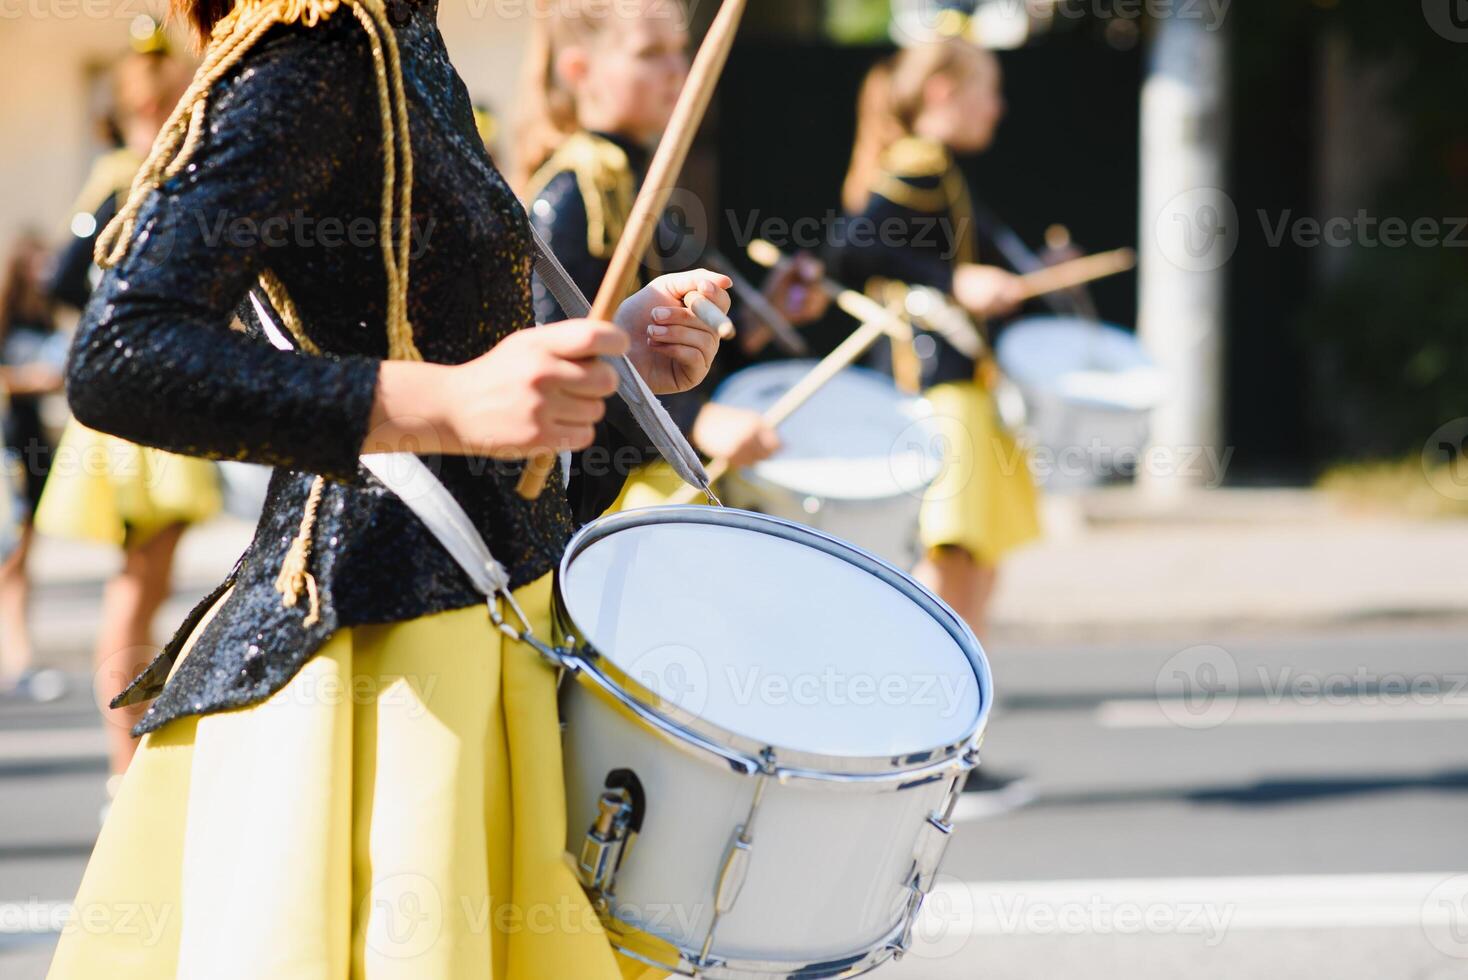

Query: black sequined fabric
73;1;630;735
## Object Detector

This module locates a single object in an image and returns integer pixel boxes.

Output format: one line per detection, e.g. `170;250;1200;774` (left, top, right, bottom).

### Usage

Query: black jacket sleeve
829;189;957;296
63;22;381;484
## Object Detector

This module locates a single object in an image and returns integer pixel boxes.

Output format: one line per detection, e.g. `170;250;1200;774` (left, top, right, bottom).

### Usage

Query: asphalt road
3;622;1466;979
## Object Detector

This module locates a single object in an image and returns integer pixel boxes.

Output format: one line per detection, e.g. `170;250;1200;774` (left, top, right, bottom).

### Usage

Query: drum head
713;362;939;500
560;510;984;761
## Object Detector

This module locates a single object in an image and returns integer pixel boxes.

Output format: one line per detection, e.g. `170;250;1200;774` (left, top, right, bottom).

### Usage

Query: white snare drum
552;506;991;979
711;362;940;570
995;317;1169;489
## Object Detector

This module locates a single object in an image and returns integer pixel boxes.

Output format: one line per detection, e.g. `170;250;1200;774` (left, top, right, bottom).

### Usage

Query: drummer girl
516;0;825;510
834;39;1041;637
44;0;727;975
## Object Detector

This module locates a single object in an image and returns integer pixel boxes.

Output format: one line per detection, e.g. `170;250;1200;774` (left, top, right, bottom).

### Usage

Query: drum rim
554;505;992;781
603;910;908;979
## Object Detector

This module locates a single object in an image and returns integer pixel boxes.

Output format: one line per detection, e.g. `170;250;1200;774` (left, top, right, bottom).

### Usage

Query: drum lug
576;788;634;897
697;775;770;967
909;812;954;895
897;772;964;953
713;831;753;914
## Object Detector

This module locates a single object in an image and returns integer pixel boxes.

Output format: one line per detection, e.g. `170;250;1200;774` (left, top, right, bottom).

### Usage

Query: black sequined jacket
73;2;642;736
828;136;982;389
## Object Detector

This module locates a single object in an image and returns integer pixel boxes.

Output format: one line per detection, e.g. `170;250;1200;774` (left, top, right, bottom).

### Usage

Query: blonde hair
512;0;685;192
842;40;989;214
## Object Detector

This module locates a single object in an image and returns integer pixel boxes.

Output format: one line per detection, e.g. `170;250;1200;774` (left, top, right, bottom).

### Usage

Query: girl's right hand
953;264;1025;319
367;320;627;460
445;320;627;457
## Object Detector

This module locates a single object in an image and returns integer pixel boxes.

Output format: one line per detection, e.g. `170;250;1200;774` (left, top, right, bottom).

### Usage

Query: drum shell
561;675;957;971
554;506;990;976
717;470;924;572
994;317;1167;489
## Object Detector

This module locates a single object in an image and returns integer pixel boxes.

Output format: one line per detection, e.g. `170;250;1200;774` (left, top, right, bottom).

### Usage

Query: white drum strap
358;453;550;652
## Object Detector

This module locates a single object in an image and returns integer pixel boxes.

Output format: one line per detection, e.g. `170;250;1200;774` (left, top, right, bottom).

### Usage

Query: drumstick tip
746;239;780;269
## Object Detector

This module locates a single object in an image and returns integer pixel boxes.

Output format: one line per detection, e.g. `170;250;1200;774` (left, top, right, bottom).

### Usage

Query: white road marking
0;901;72;937
1096;696;1468;728
6;876;1466;954
911;873;1468;941
0;726;106;762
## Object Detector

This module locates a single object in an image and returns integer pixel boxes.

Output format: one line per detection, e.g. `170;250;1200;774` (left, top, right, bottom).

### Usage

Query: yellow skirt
919;380;1041;566
34;420;221;547
47;573;663;980
605;462;694;512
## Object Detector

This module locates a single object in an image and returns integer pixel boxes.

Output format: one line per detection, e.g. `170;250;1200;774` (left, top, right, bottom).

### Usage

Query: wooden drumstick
746;239;910;342
1014;247;1135;300
517;0;749;499
684;291;735;341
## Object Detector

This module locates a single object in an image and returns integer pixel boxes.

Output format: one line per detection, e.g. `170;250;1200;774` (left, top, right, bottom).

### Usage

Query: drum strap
527;225;711;494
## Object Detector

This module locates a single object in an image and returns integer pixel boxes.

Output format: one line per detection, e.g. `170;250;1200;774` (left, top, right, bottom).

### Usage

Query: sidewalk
990;487;1468;638
17;488;1468;671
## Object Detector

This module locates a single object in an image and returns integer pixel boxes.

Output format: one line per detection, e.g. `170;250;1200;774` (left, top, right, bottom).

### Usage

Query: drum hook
487;590;573;673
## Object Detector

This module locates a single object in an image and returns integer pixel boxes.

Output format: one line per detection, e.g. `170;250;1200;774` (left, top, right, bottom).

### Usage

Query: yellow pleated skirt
608;383;1040;568
605;462;692;512
918;380;1041;566
47;573;664;980
34;420;221;547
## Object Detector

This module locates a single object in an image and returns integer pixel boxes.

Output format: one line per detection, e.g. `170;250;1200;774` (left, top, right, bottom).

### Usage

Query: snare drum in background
995;316;1169;490
711;362;942;569
552;507;990;979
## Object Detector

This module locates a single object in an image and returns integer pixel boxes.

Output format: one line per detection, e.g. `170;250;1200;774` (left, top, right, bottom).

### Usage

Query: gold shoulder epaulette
526;131;637;260
871;137;954;213
882;136;951;179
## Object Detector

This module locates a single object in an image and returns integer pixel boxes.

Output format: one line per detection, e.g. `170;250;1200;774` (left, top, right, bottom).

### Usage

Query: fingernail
652;307;672;322
648;323;668;337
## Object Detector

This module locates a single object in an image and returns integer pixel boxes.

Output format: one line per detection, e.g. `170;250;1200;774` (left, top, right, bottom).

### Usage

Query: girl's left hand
616;269;732;394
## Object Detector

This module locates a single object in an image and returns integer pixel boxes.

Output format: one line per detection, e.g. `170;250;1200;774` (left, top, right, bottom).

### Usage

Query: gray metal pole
1137;11;1232;497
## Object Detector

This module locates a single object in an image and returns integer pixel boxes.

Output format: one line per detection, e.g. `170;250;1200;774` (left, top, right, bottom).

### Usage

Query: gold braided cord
274;474;325;626
94;0;420;362
260;266;324;623
164;102;209;180
257;268;321;354
89;0;427;621
347;1;421;361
